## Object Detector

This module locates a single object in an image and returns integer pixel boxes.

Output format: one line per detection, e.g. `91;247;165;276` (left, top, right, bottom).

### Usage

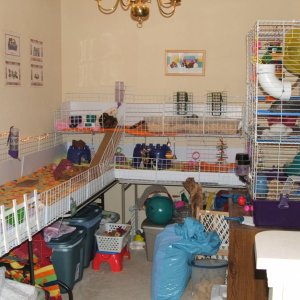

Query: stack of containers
65;204;102;268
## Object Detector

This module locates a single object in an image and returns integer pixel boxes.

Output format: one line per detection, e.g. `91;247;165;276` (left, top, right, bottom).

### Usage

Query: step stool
92;245;130;272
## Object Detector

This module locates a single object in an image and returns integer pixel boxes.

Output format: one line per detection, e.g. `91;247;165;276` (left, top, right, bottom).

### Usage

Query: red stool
92;245;130;272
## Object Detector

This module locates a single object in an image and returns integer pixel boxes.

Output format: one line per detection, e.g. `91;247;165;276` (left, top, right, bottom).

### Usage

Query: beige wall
61;0;300;97
0;0;61;136
1;1;299;134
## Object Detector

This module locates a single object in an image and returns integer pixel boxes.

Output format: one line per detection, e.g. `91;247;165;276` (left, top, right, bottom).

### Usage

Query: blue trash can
47;225;86;293
65;204;102;268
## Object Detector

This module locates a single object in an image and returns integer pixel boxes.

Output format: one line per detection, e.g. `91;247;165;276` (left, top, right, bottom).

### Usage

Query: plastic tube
258;64;291;100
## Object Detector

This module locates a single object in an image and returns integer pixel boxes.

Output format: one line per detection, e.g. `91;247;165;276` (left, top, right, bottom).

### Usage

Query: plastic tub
141;218;174;261
65;204;102;268
191;258;228;300
46;225;86;293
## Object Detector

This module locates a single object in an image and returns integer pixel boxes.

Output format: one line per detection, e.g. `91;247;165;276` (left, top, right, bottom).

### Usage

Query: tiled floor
62;248;193;300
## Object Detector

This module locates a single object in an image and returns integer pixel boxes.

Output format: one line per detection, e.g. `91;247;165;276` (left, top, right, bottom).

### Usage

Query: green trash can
47;225;86;293
65;204;102;268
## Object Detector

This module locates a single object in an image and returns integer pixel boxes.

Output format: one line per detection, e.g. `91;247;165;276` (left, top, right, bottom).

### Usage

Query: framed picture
31;64;43;86
30;39;43;62
5;61;21;86
5;33;20;57
165;50;206;76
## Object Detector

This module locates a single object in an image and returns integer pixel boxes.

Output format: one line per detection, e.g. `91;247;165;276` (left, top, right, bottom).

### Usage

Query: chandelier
95;0;181;28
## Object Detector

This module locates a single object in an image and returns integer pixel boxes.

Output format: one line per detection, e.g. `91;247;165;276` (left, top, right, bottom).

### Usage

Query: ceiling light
95;0;181;28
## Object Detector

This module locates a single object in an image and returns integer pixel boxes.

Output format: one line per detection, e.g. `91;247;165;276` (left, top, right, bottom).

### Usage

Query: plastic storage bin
141;218;174;261
191;258;228;300
65;204;102;268
46;225;86;293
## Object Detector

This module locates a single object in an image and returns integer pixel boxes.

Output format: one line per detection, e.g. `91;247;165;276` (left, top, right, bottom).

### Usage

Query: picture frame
5;33;20;57
5;60;21;86
30;39;43;62
165;50;206;76
31;64;43;86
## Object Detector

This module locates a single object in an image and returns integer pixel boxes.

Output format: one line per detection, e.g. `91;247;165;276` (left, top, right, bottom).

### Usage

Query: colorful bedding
0;163;88;208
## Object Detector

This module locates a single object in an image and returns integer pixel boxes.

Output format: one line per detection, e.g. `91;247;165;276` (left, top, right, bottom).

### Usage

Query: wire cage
124;93;243;137
206;92;227;117
247;20;300;205
173;91;193;115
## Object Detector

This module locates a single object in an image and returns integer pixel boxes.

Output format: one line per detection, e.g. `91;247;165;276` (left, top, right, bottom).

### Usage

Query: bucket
191;258;228;300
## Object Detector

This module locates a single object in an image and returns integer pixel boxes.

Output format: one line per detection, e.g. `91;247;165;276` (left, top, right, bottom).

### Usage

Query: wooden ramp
89;129;123;168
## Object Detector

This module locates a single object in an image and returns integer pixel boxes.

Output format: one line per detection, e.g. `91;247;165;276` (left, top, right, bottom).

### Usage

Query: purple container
253;199;300;229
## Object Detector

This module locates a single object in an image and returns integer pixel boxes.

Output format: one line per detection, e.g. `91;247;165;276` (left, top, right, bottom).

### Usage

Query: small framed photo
5;60;21;86
30;39;43;62
5;33;20;57
165;50;206;76
31;64;43;86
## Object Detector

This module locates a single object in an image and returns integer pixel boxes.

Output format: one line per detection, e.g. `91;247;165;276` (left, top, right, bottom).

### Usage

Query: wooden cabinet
227;201;269;300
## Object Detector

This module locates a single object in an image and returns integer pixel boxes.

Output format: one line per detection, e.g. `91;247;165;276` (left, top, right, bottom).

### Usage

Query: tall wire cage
247;20;300;202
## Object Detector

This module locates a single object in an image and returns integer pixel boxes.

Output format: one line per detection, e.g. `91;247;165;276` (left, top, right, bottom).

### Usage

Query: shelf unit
247;20;300;203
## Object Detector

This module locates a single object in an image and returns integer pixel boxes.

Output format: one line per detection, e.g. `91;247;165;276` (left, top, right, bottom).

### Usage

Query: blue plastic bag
151;217;221;300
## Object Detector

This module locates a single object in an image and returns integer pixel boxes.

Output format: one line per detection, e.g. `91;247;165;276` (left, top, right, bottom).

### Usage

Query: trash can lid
47;225;86;247
67;204;102;223
191;258;228;269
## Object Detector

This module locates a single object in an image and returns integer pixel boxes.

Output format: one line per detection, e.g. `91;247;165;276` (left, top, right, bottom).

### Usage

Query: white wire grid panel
124;94;243;137
247;20;300;144
199;210;229;259
114;135;245;187
0;162;115;256
129;205;138;238
0;192;43;257
54;101;121;133
56;93;244;137
0;132;63;163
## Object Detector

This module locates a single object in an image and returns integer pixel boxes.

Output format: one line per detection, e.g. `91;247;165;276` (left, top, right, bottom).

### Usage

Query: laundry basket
95;223;131;253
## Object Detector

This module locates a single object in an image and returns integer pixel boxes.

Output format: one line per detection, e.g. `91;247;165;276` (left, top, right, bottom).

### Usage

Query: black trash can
47;225;86;293
65;204;102;268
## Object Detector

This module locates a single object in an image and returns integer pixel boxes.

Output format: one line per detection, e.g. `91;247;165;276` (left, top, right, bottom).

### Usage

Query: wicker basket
95;223;131;253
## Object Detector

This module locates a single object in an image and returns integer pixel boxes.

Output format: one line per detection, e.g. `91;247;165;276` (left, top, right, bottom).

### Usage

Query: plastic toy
237;195;247;206
244;205;253;212
145;195;174;225
256;175;269;197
